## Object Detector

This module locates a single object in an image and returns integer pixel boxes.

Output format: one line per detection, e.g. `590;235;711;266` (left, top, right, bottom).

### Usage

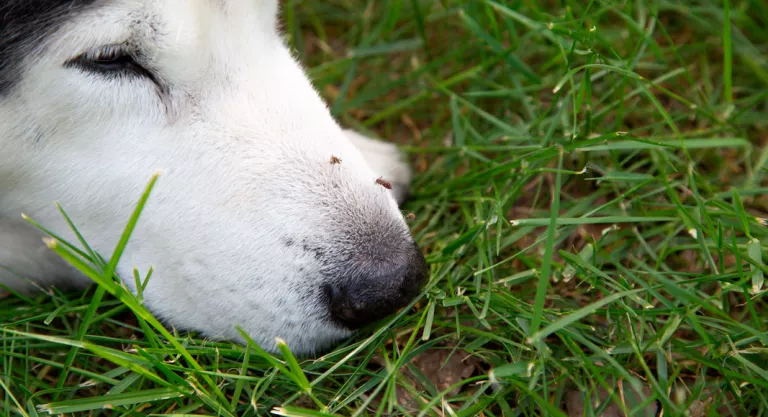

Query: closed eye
65;44;165;91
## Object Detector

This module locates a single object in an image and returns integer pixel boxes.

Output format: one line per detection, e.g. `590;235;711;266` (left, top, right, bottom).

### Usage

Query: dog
0;0;427;354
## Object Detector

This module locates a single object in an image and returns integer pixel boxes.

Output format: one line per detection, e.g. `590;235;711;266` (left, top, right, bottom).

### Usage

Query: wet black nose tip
326;245;428;330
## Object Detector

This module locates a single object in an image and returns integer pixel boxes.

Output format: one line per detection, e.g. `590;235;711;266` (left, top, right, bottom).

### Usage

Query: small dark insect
375;177;392;190
407;212;416;220
329;155;342;165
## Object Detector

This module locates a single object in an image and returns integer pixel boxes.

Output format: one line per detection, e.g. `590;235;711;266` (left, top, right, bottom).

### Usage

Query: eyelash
65;45;163;88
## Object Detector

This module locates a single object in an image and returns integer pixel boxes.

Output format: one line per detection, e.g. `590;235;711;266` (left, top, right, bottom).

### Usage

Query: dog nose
326;244;428;329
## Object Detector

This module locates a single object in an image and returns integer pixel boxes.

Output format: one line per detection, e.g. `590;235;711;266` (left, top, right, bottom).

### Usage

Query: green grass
2;0;768;415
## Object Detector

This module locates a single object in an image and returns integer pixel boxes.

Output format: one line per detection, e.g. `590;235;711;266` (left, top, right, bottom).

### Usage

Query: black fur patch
0;0;99;95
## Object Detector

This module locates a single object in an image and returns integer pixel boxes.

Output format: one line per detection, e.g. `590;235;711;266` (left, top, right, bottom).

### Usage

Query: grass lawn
2;0;768;416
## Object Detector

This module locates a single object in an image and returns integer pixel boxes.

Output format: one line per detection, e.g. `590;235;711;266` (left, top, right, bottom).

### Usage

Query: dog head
0;0;427;353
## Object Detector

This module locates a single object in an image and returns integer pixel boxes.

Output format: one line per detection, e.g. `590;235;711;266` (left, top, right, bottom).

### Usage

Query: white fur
0;0;415;353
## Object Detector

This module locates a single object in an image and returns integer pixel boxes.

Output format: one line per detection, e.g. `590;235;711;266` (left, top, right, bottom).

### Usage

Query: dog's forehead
0;0;98;94
61;0;279;45
0;0;284;92
0;0;279;95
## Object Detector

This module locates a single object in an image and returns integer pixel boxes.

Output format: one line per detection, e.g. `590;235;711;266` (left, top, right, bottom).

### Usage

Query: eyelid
64;44;167;94
65;43;138;68
81;44;135;61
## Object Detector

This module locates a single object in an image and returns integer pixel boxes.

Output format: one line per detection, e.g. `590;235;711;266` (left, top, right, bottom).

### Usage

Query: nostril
322;283;339;303
403;246;428;295
326;244;428;330
324;283;358;327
